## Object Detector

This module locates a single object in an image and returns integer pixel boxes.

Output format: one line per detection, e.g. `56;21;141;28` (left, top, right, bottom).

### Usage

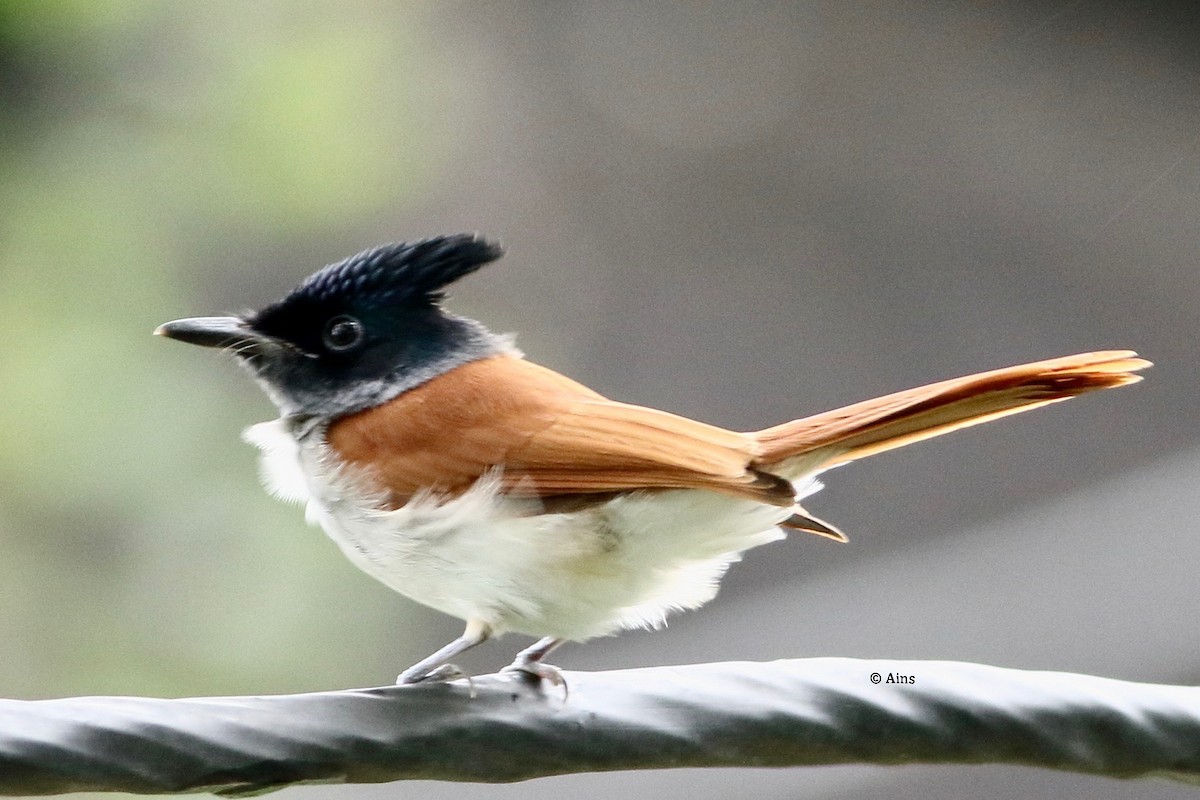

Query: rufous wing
325;355;793;507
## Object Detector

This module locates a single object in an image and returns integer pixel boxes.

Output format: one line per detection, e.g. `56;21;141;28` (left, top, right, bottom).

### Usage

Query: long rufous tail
753;350;1150;479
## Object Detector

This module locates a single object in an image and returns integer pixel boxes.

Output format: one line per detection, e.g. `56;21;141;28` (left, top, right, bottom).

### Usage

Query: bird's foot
502;658;567;695
396;663;467;685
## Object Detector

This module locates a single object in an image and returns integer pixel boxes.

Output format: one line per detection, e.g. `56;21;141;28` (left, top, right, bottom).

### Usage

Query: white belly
244;418;800;640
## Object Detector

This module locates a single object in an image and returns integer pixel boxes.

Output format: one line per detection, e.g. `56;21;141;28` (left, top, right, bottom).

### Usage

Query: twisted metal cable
1;658;1198;796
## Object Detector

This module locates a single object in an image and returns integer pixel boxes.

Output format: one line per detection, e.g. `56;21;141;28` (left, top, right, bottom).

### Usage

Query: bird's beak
154;316;272;351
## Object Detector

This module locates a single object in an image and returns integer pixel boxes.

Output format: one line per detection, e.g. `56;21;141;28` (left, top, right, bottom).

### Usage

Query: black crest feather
289;234;503;310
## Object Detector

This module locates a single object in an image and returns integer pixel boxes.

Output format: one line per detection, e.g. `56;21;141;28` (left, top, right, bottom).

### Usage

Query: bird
155;234;1150;685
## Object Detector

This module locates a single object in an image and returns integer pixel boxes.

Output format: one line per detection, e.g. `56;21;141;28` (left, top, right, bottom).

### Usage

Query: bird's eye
322;315;364;352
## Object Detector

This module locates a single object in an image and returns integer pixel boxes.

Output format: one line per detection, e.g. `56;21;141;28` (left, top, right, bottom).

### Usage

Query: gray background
0;2;1196;798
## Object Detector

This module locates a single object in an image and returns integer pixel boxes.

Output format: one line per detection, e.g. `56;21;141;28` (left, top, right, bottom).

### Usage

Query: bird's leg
501;636;566;686
397;619;491;684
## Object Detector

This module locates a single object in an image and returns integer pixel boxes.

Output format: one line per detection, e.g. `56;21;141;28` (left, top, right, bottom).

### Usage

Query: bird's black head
156;234;508;419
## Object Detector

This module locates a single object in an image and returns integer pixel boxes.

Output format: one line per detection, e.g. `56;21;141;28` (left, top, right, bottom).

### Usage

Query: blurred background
0;1;1197;798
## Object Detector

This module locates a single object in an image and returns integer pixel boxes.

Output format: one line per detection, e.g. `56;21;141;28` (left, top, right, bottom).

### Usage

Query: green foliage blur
0;2;457;699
